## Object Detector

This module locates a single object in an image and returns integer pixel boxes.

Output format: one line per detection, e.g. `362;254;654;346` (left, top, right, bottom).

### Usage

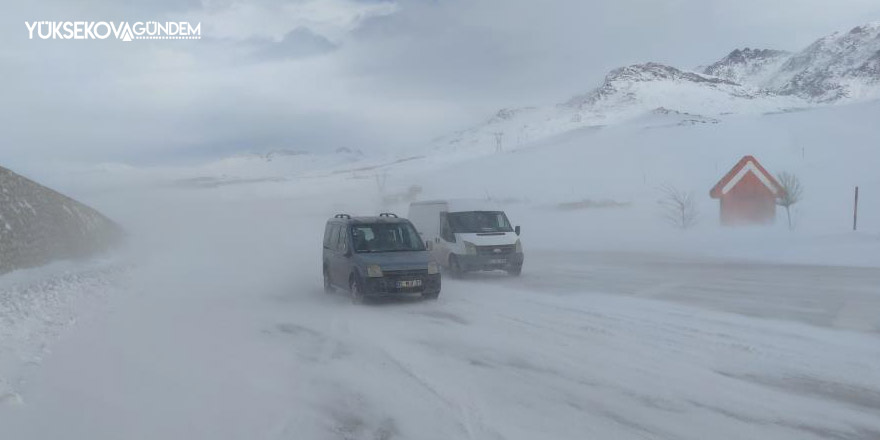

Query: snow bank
0;259;126;405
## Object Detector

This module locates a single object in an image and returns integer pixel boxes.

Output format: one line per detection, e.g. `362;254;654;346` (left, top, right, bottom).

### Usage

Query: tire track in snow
372;345;501;440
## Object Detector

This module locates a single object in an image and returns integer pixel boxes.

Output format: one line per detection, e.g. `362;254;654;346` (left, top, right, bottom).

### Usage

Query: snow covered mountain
0;166;121;274
437;22;880;152
707;22;880;102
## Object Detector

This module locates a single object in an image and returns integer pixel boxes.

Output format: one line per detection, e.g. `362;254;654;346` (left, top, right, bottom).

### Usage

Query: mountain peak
702;48;790;85
606;62;738;85
564;63;740;110
770;22;880;101
722;48;789;63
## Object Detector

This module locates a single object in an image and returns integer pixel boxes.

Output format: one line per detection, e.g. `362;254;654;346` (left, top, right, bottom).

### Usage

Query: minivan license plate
397;279;422;288
490;259;507;265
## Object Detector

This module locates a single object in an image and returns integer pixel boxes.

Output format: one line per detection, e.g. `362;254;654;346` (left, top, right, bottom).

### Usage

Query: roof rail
378;212;398;218
334;213;351;219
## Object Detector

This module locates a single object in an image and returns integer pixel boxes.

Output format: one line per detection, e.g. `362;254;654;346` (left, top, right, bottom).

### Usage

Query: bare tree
658;185;698;230
775;172;803;230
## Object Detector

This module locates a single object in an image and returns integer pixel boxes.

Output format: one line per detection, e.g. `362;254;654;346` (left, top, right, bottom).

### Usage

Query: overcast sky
2;0;879;166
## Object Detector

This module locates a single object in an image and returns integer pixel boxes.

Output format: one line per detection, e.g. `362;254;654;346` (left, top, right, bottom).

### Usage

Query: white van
408;200;523;276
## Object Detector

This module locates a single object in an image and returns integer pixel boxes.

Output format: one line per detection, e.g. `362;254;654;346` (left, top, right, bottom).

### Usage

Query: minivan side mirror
515;225;521;236
425;240;434;251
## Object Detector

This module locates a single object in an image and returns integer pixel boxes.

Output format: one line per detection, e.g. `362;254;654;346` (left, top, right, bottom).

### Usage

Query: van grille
384;269;429;277
476;245;516;256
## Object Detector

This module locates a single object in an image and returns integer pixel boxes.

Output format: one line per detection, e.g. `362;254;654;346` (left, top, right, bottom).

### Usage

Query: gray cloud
2;0;880;166
248;28;338;61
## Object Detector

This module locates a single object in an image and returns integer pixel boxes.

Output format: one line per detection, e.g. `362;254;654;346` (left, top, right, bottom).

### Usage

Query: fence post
853;186;859;231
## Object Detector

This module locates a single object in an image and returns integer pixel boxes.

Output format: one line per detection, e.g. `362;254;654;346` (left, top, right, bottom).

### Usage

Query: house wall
719;172;777;225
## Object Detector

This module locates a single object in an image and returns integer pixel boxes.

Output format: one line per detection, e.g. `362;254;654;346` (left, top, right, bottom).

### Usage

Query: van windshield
351;223;426;253
448;211;513;233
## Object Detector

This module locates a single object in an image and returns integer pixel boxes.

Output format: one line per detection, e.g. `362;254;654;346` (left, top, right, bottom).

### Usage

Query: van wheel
507;265;522;277
448;255;463;278
349;276;365;304
323;267;334;293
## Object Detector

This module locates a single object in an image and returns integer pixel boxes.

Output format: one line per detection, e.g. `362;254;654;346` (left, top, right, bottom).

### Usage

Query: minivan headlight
464;241;477;255
427;262;439;274
515;239;523;253
366;264;383;278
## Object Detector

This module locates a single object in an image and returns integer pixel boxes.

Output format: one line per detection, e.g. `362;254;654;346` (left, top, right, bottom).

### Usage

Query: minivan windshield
352;222;426;253
448;211;513;233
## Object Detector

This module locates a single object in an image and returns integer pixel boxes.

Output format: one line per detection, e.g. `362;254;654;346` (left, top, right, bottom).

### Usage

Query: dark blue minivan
322;213;441;303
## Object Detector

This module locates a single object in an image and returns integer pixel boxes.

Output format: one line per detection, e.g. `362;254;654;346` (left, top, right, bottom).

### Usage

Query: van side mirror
515;225;521;236
425;241;434;251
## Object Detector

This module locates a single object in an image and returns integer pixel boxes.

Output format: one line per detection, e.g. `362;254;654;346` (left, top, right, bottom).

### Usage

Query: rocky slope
0;166;122;274
701;48;791;86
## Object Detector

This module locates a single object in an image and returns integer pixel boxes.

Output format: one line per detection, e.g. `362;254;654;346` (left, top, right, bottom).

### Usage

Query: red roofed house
710;156;785;226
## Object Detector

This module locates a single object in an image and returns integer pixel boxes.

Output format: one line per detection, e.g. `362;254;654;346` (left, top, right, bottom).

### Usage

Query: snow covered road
1;192;879;440
2;250;879;439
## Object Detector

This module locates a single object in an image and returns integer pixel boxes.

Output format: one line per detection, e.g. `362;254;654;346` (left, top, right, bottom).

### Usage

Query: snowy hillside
438;22;880;152
0;166;121;274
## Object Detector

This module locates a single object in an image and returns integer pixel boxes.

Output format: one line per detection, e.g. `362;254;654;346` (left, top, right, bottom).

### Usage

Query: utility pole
853;186;859;231
493;132;504;153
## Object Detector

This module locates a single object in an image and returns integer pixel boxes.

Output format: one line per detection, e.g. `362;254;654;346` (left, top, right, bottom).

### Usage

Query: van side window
440;212;456;243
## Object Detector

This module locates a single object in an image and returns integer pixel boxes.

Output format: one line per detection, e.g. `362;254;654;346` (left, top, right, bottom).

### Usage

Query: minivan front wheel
349;276;365;304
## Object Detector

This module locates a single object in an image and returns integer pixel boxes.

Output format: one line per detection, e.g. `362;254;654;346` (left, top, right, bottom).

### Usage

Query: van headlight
427;262;439;274
464;241;477;255
366;264;383;278
515;239;523;253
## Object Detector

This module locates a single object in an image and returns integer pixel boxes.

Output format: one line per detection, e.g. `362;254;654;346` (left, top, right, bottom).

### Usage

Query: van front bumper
458;252;524;272
365;271;441;296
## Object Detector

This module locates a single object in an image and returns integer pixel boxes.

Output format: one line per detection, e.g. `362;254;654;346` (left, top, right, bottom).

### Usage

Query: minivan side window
323;224;335;249
331;224;342;251
336;225;348;253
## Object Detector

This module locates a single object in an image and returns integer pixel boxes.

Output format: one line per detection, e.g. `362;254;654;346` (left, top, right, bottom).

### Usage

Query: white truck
408;200;523;277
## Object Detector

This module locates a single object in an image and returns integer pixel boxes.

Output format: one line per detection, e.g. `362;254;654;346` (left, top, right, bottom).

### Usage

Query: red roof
710;155;784;199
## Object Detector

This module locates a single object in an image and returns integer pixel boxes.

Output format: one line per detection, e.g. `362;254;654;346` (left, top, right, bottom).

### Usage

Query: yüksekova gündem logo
25;21;201;41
